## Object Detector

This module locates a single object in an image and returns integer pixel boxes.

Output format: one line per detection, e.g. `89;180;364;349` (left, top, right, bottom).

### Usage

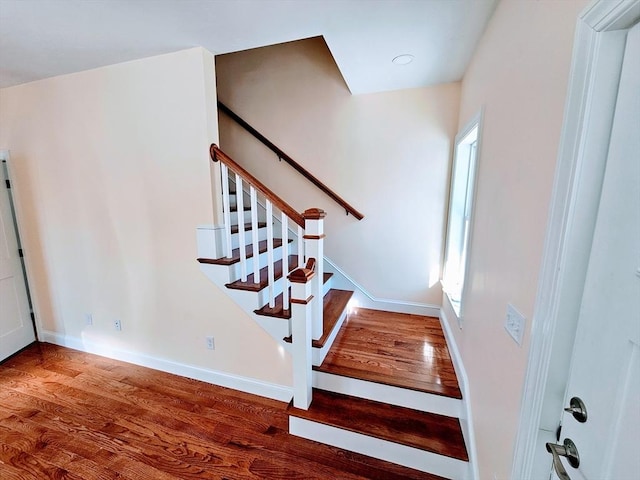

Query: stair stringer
197;227;344;360
198;262;292;344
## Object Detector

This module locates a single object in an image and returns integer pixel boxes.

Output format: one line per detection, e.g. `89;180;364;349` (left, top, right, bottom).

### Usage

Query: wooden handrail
210;144;305;228
217;101;364;220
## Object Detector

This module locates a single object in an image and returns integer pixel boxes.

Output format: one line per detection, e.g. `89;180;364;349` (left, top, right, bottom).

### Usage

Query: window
442;112;482;319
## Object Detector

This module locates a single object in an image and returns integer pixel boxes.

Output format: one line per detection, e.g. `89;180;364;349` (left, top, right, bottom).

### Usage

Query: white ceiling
0;0;497;94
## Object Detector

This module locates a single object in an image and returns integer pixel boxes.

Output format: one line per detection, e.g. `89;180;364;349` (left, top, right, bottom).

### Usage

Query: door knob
546;438;580;480
564;396;588;423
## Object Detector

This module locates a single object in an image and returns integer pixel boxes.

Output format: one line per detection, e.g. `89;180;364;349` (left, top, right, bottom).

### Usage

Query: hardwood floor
0;343;445;480
315;308;462;399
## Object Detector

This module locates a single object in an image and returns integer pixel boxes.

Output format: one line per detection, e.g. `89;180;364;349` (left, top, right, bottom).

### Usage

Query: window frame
442;109;483;325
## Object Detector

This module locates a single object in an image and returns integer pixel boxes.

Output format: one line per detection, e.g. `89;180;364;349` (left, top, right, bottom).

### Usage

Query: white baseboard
439;306;479;480
40;330;293;403
289;415;469;480
324;256;441;317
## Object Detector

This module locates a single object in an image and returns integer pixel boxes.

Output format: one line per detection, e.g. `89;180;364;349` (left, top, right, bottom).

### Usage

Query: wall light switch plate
505;304;525;346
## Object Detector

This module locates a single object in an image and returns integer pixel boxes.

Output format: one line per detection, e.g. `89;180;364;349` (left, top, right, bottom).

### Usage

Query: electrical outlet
84;313;93;326
504;304;525;345
206;336;215;350
114;319;122;331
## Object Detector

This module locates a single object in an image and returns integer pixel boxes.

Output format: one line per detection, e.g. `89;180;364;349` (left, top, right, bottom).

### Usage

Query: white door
547;22;640;480
0;151;36;361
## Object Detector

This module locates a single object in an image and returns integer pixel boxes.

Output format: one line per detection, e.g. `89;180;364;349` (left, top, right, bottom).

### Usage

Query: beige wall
0;48;291;386
442;0;588;478
216;37;460;306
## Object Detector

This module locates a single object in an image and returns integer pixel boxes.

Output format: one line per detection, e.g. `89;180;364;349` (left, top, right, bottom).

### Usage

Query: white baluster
266;201;275;307
281;212;289;311
221;164;233;258
297;225;304;268
235;174;247;281
250;186;260;284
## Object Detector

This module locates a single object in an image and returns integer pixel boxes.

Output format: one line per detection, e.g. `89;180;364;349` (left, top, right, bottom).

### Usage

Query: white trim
196;224;225;259
443;290;464;330
442;108;484;324
512;1;640;478
289;416;469;480
440;304;479;480
313;370;462;418
324;256;441;317
311;307;348;366
0;149;44;342
40;330;293;402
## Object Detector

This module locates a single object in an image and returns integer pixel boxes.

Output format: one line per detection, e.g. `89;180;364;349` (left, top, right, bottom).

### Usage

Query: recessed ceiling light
392;54;414;65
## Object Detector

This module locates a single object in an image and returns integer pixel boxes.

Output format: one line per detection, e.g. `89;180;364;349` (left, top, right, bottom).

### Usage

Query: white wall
216;37;460;307
0;48;292;388
441;0;588;478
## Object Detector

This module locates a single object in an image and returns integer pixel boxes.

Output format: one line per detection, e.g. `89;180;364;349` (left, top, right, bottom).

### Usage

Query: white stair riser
254;276;288;308
230;224;302;251
228;209;262;225
226;246;287;282
312;307;348;366
231;226;269;249
322;275;333;296
313;370;463;418
199;263;293;344
289;417;469;480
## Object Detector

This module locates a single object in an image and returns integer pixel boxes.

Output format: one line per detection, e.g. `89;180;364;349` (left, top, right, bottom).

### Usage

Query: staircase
197;144;471;480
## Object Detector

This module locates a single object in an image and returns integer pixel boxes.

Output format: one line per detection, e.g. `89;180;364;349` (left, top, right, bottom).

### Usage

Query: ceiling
0;0;498;95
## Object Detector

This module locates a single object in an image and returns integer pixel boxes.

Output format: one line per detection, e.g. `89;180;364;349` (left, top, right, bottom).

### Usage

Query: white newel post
289;260;316;409
302;208;325;340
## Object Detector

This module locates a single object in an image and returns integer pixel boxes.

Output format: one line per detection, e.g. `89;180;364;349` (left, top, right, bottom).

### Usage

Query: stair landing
315;308;462;399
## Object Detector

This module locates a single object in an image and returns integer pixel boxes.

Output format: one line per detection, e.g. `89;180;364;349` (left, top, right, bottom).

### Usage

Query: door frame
511;0;640;478
0;149;41;344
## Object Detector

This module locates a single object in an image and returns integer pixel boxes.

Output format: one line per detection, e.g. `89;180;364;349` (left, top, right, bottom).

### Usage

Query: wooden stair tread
255;271;336;320
226;255;298;292
283;289;353;348
288;389;468;461
254;289;291;319
323;272;333;284
230;222;267;234
197;239;289;266
229;205;251;212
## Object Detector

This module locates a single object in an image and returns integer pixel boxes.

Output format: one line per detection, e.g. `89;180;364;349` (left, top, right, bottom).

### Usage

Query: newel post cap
288;258;317;284
303;208;327;220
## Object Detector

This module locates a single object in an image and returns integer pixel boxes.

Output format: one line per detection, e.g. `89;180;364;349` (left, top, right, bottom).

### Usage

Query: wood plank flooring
315;308;462;399
0;343;445;480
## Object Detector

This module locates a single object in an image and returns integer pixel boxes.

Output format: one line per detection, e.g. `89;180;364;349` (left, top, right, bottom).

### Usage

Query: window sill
443;291;463;330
